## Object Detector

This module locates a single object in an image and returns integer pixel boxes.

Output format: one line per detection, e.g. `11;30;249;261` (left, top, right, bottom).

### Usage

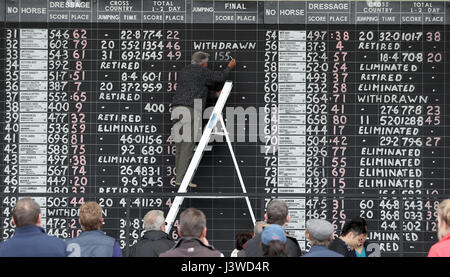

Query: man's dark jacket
159;237;222;257
328;237;356;257
0;225;67;257
245;233;302;257
172;64;230;110
128;230;175;257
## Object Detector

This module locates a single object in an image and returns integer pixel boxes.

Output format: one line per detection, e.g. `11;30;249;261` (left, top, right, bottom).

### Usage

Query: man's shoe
175;182;197;188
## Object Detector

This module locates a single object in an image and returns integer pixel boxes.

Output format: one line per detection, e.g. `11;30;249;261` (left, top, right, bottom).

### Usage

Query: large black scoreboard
1;0;449;257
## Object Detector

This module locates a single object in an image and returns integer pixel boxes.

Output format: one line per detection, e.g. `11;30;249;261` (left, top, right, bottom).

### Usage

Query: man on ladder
171;51;236;188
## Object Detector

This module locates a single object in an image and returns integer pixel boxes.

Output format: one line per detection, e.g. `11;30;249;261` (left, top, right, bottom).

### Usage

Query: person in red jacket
428;199;450;257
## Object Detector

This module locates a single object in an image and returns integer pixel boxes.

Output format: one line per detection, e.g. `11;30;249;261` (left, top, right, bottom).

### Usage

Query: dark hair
179;208;206;238
261;241;288;257
266;199;288;225
341;219;367;237
12;198;41;228
353;217;368;232
235;232;253;250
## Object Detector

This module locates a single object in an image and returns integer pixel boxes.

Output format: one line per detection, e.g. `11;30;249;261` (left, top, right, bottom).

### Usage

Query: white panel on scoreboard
20;91;48;102
278;51;306;62
19;165;47;176
279;30;306;40
20;50;48;60
278;94;306;103
279;135;306;146
278;103;306;113
20;123;48;133
278;146;305;156
20;81;48;91
19;134;47;144
278;82;306;93
20;113;47;123
20;102;48;112
278;41;306;51
20;60;48;70
279;114;306;124
278;125;306;135
278;177;306;188
278;167;306;177
278;72;306;82
19;144;47;155
20;71;48;81
19;155;47;165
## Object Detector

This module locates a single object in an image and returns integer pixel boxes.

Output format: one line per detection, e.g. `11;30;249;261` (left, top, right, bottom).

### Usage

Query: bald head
143;210;165;231
12;198;41;228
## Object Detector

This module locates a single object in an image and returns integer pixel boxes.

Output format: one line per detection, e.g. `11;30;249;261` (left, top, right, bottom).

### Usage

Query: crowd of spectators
0;197;448;257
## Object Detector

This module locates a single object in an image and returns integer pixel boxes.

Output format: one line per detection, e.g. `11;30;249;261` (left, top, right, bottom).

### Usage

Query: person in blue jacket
66;201;122;257
302;219;344;257
0;197;68;257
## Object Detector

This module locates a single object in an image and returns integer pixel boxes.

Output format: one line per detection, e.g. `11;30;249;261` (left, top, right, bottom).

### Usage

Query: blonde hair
79;202;103;231
438;199;450;226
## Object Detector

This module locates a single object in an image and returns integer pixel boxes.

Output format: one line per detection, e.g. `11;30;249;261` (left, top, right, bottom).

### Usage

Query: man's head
144;210;166;232
340;219;367;249
305;219;334;246
178;208;207;239
352;217;369;247
264;199;290;226
254;221;266;237
79;202;103;231
12;198;41;228
191;51;209;67
437;199;450;240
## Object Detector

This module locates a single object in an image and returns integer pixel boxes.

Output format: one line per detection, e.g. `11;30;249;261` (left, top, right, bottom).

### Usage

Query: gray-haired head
254;221;266;236
306;219;334;246
143;210;165;231
12;198;41;228
266;199;289;225
191;51;210;65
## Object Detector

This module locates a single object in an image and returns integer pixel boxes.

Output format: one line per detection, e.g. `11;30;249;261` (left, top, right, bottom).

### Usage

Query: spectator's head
178;208;207;239
144;210;166;232
352;217;369;247
79;202;103;231
305;219;334;246
437;199;450;240
264;199;290;226
235;232;253;251
340;219;367;250
260;224;288;257
191;51;209;67
12;198;41;228
254;221;266;237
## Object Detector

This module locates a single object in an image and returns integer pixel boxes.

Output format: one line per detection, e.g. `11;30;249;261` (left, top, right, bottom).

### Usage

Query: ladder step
195;145;213;151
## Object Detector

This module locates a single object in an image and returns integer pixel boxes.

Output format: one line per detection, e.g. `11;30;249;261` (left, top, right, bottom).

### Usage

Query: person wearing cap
260;224;288;257
302;219;344;257
171;51;236;188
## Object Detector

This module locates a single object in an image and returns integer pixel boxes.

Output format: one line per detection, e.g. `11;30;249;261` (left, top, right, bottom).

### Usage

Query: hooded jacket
128;230;175;257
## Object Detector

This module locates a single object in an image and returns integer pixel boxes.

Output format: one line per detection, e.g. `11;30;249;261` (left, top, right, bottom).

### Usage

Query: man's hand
216;90;222;98
227;58;236;69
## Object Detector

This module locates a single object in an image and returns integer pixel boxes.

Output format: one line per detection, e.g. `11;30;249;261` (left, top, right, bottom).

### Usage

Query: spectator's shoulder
44;233;67;245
